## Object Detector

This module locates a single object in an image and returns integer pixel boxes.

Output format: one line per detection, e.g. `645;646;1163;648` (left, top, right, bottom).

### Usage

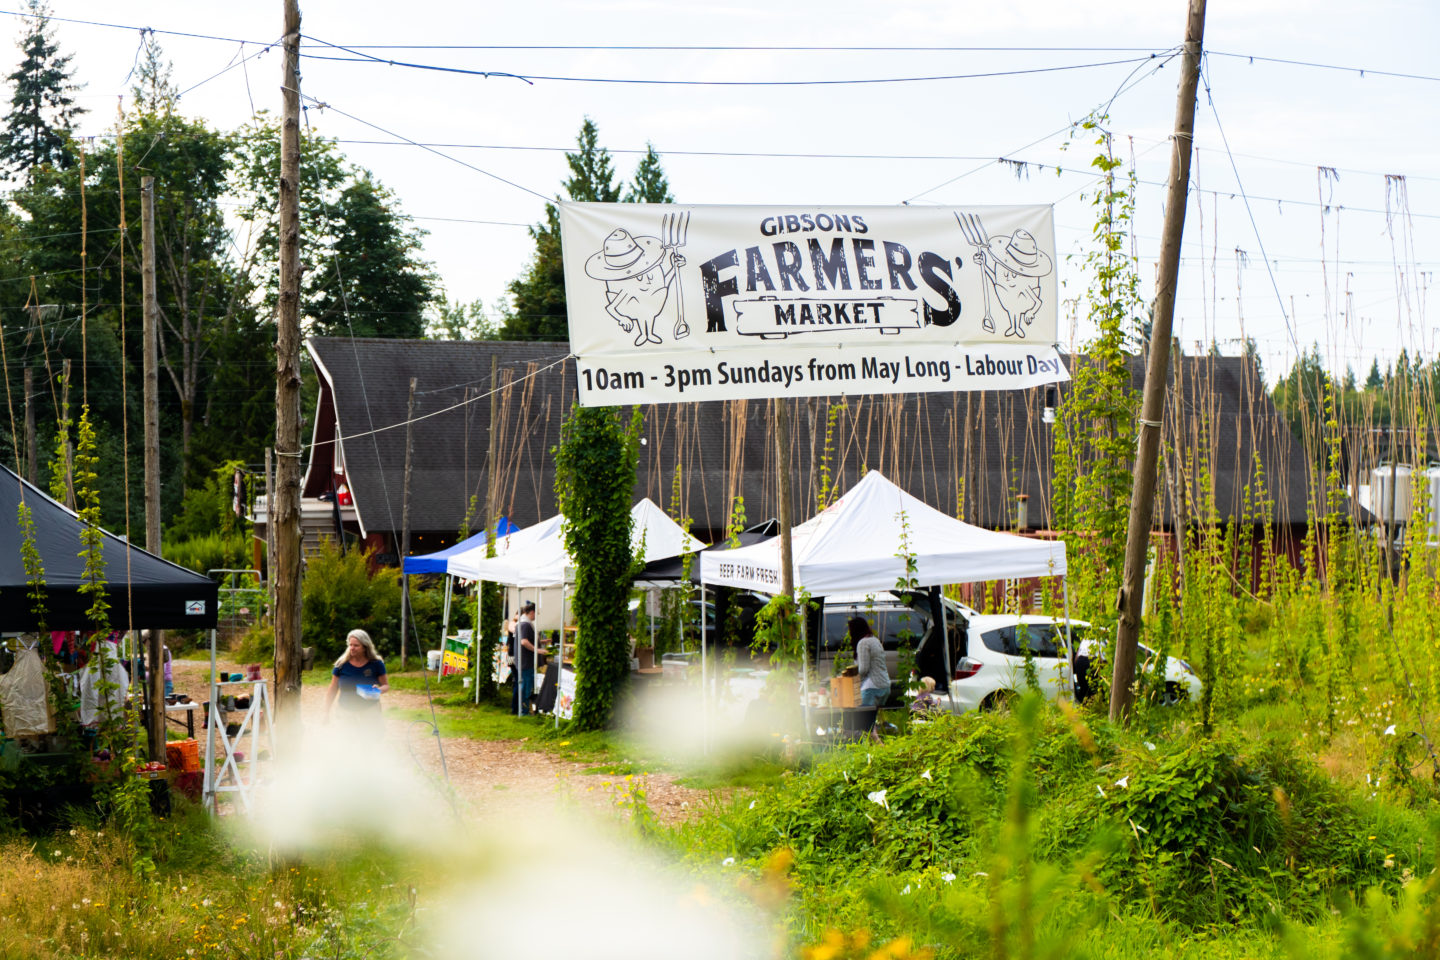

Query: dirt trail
169;659;713;825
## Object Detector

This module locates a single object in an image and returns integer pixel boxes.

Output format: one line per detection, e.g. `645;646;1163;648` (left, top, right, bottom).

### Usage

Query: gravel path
169;658;715;826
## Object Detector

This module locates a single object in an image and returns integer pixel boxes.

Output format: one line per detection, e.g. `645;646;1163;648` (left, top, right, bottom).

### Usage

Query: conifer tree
503;119;672;341
625;143;673;203
0;0;84;179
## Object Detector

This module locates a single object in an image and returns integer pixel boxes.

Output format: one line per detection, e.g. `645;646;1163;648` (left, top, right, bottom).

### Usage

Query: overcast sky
16;0;1440;381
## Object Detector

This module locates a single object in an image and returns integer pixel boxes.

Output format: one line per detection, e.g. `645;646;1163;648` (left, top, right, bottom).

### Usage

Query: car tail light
954;657;983;680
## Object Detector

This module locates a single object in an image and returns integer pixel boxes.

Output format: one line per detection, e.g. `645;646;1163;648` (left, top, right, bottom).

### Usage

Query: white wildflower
941;872;956;884
921;769;932;781
1385;725;1397;736
1116;776;1129;789
1096;785;1106;799
722;857;735;867
867;789;889;811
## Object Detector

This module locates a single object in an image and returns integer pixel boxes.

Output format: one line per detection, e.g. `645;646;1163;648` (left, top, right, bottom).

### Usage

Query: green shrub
300;542;401;660
671;699;1431;945
166;459;247;543
162;531;250;576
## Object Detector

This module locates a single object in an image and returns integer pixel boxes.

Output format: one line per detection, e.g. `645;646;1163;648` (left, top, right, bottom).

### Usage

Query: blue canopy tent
401;518;519;575
399;517;519;681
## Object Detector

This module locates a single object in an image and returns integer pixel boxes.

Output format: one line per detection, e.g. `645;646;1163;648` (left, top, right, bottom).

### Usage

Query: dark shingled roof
304;338;1312;542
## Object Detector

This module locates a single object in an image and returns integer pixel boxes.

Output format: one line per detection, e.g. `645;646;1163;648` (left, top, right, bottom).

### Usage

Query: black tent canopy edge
1;464;219;631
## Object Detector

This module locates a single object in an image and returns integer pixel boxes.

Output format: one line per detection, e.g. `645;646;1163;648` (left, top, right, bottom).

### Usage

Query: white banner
560;202;1069;406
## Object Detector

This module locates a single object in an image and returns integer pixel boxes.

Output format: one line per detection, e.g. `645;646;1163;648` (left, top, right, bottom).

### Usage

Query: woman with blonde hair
324;628;389;724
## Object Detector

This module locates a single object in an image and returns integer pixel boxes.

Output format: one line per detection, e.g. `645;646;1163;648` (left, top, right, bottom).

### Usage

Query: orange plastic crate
165;739;201;773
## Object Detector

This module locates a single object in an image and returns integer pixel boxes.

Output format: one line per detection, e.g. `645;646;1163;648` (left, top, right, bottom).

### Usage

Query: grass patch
0;803;415;960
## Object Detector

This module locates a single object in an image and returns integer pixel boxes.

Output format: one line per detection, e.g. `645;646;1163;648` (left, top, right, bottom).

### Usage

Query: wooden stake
1111;0;1207;723
400;376;416;670
273;0;305;724
775;397;794;599
141;176;165;759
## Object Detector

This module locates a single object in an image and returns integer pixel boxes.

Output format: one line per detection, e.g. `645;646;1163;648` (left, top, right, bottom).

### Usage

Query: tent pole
800;613;811;739
438;575;453;681
1063;577;1074;701
700;578;707;756
515;589;523;719
203;627;217;812
939;587;955;715
557;578;567;729
474;581;483;704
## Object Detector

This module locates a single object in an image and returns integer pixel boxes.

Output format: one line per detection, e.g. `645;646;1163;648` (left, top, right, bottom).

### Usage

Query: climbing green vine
554;403;644;730
1052;117;1141;628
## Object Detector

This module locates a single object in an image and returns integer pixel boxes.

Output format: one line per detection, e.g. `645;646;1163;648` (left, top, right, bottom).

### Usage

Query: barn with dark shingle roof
289;337;1314;566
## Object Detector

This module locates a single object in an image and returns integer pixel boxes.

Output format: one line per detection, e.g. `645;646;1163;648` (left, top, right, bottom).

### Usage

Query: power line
307;43;1174;53
0;8;269;46
175;37;281;100
6;9;1436;88
300;39;1162;87
1199;56;1301;358
300;93;551;203
1207;50;1440;85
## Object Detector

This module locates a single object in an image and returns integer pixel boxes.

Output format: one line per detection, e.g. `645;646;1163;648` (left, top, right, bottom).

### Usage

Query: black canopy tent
635;519;781;584
1;465;218;630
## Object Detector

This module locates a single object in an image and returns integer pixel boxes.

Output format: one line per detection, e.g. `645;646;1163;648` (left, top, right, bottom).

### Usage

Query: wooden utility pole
775;398;794;600
1111;0;1207;723
399;377;416;670
23;367;35;484
273;0;305;723
141;176;165;759
484;355;500;530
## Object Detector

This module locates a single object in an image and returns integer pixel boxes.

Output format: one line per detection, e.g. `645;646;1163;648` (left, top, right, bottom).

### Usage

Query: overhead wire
301;35;1162;87
1199;54;1302;358
903;48;1179;203
298;92;551;202
175;36;280;101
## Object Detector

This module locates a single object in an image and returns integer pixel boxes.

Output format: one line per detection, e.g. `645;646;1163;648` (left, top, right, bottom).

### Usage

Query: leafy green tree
308;174;437;338
427;296;500;340
233;116;435;338
503;119;673;341
0;0;83;179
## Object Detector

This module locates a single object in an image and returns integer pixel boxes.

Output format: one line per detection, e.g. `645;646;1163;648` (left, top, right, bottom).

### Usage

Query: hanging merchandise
78;642;129;727
0;647;56;737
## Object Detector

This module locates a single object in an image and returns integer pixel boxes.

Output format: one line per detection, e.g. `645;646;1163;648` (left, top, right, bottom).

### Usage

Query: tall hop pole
1110;0;1207;723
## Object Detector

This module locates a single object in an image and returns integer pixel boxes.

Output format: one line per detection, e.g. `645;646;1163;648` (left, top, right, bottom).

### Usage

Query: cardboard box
829;675;860;708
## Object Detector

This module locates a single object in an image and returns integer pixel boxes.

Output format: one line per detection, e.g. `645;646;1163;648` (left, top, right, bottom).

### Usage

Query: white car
945;613;1201;712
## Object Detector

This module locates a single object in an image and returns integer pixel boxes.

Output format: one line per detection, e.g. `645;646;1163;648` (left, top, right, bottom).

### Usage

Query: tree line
0;3;673;544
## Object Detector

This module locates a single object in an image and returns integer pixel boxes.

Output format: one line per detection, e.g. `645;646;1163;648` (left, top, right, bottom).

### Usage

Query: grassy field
12;595;1440;959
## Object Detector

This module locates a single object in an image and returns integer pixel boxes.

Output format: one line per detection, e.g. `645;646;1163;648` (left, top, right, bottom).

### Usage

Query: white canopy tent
698;470;1069;728
457;498;706;587
699;470;1065;592
444;513;565;580
453;498;706;718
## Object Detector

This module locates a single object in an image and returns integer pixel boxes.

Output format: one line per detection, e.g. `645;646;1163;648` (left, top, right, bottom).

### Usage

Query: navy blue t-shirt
333;658;386;709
